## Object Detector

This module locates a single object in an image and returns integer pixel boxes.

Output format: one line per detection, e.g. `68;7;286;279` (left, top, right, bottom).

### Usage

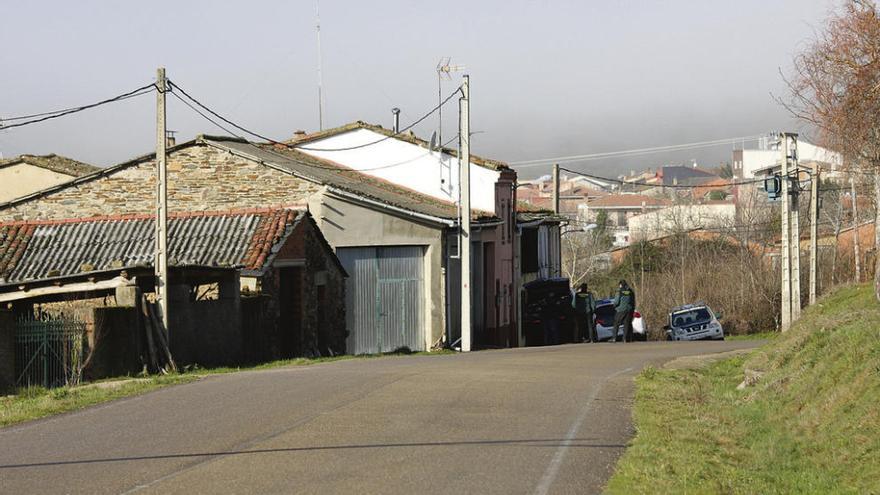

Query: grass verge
725;330;779;341
1;348;456;428
607;284;880;494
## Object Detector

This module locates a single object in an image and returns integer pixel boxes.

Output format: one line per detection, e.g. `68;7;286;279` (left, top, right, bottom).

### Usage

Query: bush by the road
607;283;880;493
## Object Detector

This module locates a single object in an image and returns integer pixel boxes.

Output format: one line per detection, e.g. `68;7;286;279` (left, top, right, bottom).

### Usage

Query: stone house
0;134;503;354
0;208;346;386
0;154;98;203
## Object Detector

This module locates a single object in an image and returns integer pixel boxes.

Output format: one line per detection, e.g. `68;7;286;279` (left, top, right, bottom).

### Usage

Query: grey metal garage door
336;246;425;355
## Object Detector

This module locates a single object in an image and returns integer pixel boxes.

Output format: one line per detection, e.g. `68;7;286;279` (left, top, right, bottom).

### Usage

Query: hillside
608;284;880;493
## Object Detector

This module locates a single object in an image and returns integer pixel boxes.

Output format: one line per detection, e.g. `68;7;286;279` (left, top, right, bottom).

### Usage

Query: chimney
165;130;177;148
391;108;401;133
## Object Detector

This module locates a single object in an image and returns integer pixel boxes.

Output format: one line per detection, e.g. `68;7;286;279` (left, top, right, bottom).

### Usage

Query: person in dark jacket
612;279;636;343
572;283;597;343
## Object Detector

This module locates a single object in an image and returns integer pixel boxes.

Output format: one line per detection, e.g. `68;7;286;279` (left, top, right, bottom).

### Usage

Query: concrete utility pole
790;136;802;321
780;133;792;331
155;68;170;337
809;162;819;305
459;75;472;353
552;164;560;214
851;176;861;282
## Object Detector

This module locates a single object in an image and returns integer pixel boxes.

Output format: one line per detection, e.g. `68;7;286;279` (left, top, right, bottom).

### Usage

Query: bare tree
785;0;880;299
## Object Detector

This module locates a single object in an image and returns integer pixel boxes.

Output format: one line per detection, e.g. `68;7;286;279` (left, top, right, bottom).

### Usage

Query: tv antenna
436;57;464;148
316;0;325;130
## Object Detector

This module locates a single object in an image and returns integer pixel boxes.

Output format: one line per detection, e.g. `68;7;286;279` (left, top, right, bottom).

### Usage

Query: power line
170;87;462;173
557;166;765;189
167;80;461;153
0;83;157;131
509;135;765;168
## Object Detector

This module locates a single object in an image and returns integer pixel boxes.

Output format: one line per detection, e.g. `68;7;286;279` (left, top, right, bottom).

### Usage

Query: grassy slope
607;284;880;494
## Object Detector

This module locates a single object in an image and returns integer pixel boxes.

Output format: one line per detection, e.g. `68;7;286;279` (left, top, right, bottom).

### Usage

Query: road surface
0;341;760;494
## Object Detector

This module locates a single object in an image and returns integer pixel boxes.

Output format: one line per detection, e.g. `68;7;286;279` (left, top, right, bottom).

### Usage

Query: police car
664;303;724;341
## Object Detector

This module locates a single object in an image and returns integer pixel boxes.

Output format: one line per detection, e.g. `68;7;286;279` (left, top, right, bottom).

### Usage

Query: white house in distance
732;134;842;179
628;202;737;241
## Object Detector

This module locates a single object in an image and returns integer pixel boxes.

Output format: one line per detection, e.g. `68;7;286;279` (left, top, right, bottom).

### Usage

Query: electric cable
557;166;766;189
0;83;157;130
167;79;461;152
171;87;463;174
509;135;766;168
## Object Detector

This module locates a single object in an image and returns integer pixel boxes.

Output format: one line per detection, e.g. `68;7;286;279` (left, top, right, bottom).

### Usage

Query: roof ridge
284;120;510;170
0;206;306;227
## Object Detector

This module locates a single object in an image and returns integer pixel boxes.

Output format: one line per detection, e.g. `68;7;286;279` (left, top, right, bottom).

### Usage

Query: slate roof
0;154;99;176
0;136;498;225
0;208;308;285
209;137;497;222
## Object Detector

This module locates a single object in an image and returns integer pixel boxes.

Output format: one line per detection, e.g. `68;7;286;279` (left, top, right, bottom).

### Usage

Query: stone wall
0;142;322;221
262;217;347;356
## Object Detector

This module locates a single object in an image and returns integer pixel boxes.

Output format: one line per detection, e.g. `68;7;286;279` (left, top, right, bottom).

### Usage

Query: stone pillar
0;310;15;393
115;281;139;308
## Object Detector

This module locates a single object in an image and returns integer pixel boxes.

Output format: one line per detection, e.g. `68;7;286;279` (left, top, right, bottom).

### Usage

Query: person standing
612;280;636;343
572;283;597;343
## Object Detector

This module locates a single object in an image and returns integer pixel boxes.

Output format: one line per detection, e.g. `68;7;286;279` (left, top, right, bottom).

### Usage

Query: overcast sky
1;0;838;178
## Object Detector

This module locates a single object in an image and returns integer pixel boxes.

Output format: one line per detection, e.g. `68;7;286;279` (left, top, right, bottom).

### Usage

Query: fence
14;313;87;389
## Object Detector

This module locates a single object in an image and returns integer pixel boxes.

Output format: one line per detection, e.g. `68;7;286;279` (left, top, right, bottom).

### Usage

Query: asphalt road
0;340;761;495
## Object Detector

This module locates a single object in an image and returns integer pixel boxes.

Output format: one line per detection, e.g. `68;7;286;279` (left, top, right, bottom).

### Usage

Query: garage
336;246;425;354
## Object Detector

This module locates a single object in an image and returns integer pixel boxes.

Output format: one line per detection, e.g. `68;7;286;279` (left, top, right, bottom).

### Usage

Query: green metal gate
15;313;87;389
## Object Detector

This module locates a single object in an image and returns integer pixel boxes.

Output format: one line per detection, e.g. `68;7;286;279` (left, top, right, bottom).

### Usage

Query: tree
785;0;880;300
715;162;734;179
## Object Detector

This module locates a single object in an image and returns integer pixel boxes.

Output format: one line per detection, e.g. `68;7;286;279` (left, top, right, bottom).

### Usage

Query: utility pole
780;133;792;332
155;68;170;339
851;176;861;282
459;75;472;353
552;164;560;214
809;161;819;305
790;136;802;321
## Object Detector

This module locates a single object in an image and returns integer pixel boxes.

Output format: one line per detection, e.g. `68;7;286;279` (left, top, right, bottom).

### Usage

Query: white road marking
533;366;634;495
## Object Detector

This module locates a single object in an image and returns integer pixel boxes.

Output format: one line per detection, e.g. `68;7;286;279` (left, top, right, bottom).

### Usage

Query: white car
664;304;724;341
593;299;647;341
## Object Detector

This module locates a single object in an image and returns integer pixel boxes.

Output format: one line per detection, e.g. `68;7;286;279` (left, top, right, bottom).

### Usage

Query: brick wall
0;142;322;221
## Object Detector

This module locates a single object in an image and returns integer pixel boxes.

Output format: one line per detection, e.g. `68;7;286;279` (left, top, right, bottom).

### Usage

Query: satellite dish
429;131;438;152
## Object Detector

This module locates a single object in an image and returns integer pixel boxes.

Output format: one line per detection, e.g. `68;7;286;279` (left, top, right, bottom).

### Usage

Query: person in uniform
612;280;636;343
572;283;597;343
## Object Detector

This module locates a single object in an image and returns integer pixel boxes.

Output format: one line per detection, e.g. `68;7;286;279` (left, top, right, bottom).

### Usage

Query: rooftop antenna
436;57;464;149
316;0;325;130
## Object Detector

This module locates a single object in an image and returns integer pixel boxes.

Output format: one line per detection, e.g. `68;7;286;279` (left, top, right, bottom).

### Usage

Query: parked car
593;299;648;341
522;278;575;346
664;303;724;341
